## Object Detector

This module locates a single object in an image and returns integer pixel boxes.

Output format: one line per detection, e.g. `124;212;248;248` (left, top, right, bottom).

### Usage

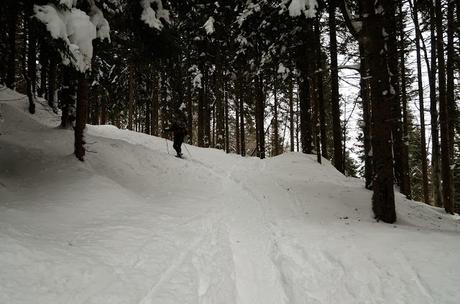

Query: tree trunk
235;78;241;154
361;0;396;223
6;0;18;89
436;0;454;213
411;0;430;203
101;94;108;125
446;0;456;205
47;56;57;112
186;78;193;143
224;80;230;153
315;27;328;160
240;78;246;156
298;75;312;154
255;76;265;159
359;44;373;190
38;42;48;99
128;63;135;130
430;3;442;207
216;64;225;149
198;80;205;147
394;1;411;199
273;71;279;156
289;76;295;152
60;67;76;128
75;74;88;161
329;0;344;172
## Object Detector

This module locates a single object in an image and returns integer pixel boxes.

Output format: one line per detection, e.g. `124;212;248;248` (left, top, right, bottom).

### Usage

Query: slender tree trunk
224;80;230;153
255;76;265;159
436;0;454;213
329;0;344;172
430;3;442;207
298;75;312;154
273;71;279;156
39;43;48;99
60;67;75;128
198;70;205;147
289;76;295;152
6;0;18;89
240;78;246;156
101;94;108;125
359;44;373;190
446;0;456;203
216;63;225;149
23;12;35;114
204;70;211;147
235;78;241;154
412;0;430;203
398;1;411;198
361;0;396;223
49;56;58;110
75;74;88;161
128;63;135;130
151;73;159;136
186;79;193;143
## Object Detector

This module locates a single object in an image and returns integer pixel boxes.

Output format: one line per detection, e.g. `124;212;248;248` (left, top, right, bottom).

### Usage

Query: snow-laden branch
34;1;110;72
287;0;318;18
140;0;170;30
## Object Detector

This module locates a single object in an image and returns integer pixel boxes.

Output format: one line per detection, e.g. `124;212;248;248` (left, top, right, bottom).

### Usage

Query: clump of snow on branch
140;0;170;30
203;17;215;35
288;0;318;18
59;0;76;9
189;65;203;89
89;4;111;42
34;2;110;73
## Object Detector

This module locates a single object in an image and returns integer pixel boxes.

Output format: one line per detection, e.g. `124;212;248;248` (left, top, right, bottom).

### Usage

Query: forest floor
1;88;460;304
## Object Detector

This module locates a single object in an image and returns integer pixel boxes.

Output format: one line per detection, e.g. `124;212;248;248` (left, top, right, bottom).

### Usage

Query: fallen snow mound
1;88;459;304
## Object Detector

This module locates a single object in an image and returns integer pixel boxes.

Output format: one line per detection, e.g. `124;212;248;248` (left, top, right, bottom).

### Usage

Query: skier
164;112;187;158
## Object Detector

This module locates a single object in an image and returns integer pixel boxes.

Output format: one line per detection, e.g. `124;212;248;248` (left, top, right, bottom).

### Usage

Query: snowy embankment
1;88;459;304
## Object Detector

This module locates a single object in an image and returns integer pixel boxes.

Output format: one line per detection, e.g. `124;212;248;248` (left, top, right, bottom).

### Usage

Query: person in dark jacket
164;113;187;157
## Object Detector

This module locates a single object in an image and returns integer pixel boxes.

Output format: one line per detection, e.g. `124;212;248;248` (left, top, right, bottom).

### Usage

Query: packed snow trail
1;90;460;304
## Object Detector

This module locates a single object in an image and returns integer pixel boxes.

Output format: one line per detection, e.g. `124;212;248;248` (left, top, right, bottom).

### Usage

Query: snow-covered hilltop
1;89;459;303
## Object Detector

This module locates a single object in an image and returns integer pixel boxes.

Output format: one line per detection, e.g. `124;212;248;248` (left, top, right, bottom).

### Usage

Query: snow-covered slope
1;88;459;304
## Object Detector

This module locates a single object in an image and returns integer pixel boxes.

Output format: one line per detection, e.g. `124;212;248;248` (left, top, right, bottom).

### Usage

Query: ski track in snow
1;91;460;304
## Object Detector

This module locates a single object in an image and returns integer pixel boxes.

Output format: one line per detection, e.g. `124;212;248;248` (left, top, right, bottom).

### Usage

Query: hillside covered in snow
1;89;460;304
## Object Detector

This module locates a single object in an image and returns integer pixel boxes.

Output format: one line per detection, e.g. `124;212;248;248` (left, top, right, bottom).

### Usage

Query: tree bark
6;0;18;89
289;76;295;152
429;2;442;207
436;0;454;213
411;0;430;203
329;0;344;172
361;0;396;223
75;74;88;161
273;70;279;156
255;76;265;159
128;63;135;130
359;44;373;190
240;78;246;156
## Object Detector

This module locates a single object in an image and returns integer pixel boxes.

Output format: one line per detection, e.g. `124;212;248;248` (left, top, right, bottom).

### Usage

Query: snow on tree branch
34;1;110;73
288;0;318;18
140;0;170;30
203;17;215;35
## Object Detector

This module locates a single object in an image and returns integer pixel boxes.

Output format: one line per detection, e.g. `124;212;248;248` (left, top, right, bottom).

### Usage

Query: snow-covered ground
1;88;459;304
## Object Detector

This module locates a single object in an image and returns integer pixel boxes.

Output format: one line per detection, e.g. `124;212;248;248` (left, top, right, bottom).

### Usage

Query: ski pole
165;138;170;155
184;143;192;157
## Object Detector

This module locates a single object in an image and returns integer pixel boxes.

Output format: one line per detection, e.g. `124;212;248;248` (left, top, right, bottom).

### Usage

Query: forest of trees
0;0;459;223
